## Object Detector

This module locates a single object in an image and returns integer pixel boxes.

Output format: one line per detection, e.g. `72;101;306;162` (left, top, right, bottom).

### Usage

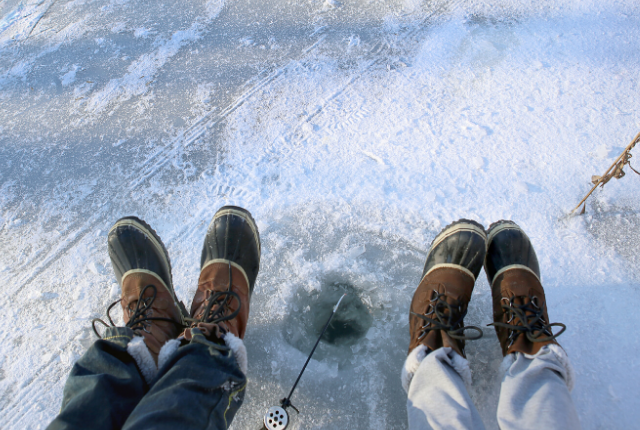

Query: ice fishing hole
284;280;373;352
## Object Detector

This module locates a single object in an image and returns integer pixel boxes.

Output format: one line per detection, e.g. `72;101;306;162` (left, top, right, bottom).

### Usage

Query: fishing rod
262;294;346;430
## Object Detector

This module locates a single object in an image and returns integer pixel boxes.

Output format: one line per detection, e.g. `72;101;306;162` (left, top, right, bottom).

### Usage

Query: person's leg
497;345;579;430
122;329;247;430
123;206;260;430
48;217;187;429
47;327;146;430
404;346;485;430
402;220;487;430
485;221;580;430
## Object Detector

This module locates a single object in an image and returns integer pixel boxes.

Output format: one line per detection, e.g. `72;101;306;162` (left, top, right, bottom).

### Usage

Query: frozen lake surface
1;0;639;428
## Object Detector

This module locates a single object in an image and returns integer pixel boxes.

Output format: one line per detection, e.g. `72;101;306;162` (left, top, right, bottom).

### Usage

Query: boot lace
184;262;241;336
489;295;566;349
92;284;185;338
411;289;483;343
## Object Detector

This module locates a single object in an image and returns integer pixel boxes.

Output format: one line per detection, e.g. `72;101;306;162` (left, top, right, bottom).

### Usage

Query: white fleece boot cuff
223;332;248;375
158;339;181;369
401;345;429;393
128;334;247;383
401;345;472;394
127;337;180;384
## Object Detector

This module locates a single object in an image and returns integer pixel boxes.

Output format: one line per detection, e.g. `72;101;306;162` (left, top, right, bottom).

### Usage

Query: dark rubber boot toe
484;220;540;286
421;219;487;283
108;216;174;294
200;206;261;293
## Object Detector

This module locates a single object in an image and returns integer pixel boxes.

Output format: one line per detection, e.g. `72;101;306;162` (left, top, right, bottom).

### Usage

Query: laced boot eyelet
92;284;185;339
531;295;540;308
506;330;517;348
424;304;434;316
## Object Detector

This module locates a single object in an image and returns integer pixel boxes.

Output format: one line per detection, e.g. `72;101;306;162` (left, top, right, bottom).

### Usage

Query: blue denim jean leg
48;327;246;430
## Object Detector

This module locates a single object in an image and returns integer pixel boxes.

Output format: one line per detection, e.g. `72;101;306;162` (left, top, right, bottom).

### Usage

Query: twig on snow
571;131;640;215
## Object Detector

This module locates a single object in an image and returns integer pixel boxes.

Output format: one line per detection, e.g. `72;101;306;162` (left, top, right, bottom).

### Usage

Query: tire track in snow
257;3;461;160
4;33;320;300
124;3;463;254
0;0;57;45
132;0;463;193
3;68;290;299
1;354;64;425
5;0;461;300
129;66;289;189
5;213;102;297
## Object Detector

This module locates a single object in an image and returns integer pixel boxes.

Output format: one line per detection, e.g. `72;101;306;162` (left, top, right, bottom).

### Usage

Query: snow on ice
0;0;639;428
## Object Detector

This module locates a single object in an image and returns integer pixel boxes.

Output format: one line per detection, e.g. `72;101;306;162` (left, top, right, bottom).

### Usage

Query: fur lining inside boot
127;336;158;384
402;344;429;393
401;345;472;393
224;332;248;375
127;337;181;384
157;338;180;370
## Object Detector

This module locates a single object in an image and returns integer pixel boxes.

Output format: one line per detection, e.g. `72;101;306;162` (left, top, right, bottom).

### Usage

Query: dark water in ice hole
283;280;374;365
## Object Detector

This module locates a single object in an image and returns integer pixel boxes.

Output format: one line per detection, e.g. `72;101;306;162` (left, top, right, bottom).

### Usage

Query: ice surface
1;0;640;428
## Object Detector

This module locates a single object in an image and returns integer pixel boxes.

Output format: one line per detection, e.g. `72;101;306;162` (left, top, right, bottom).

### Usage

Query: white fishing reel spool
263;405;289;430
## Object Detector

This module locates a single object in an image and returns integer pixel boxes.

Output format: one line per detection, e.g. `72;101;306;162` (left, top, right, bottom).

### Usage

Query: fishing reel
262;405;289;430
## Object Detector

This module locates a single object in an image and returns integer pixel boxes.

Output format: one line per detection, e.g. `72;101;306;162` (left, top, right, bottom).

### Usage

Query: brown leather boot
409;220;486;358
485;220;566;356
100;217;187;364
183;206;260;343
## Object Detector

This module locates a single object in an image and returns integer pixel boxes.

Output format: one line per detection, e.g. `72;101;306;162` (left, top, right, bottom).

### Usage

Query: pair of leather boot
97;206;260;365
408;219;565;358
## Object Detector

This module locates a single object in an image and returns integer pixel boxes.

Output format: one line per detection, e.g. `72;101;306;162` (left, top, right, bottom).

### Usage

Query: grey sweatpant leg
497;345;580;430
404;346;485;430
402;344;580;430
